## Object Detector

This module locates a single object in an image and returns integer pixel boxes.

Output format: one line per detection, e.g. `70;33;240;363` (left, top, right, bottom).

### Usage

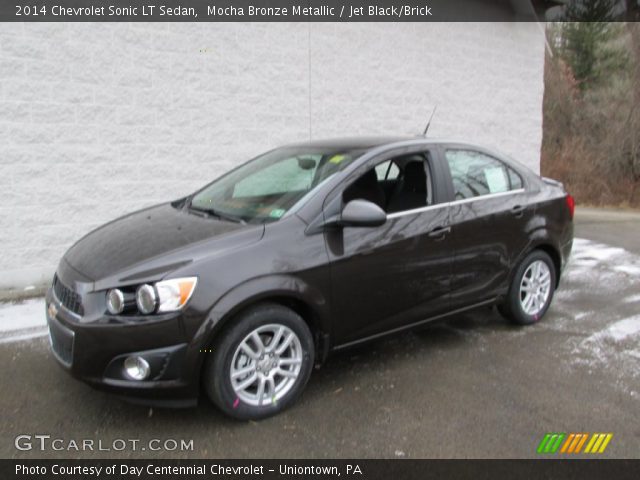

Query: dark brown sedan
47;137;574;419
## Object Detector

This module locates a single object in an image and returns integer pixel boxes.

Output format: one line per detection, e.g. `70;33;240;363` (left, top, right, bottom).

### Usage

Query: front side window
374;160;400;181
343;153;433;214
190;147;364;223
445;150;522;200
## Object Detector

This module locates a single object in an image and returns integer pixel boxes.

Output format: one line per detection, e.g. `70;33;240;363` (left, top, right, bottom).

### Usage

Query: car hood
63;203;262;282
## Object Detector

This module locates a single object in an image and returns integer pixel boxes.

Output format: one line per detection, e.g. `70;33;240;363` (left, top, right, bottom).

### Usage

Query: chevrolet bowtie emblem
47;302;58;319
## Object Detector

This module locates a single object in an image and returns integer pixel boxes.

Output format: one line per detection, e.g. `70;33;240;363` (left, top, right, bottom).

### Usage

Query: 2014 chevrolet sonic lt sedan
47;137;574;420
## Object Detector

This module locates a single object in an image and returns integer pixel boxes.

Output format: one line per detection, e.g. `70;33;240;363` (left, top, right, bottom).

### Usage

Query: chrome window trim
387;202;448;219
449;188;525;206
386;188;525;219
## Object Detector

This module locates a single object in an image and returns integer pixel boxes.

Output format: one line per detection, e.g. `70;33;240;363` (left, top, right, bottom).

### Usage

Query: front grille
48;317;75;367
53;275;84;316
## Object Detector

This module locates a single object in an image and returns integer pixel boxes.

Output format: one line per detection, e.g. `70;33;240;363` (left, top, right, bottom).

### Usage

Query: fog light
106;289;124;315
124;356;150;381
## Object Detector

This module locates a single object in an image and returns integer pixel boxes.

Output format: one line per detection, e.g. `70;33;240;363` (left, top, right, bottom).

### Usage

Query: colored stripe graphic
568;434;582;453
538;433;612;454
537;434;552;454
585;433;613;454
584;434;598;453
550;434;565;453
598;434;613;453
560;433;575;453
574;433;589;453
544;434;557;453
537;433;565;453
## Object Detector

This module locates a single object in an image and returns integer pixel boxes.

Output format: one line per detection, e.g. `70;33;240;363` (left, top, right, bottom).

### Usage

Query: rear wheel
203;304;314;420
499;250;556;325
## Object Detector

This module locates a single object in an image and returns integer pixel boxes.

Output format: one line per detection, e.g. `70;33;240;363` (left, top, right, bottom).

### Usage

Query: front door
326;151;453;346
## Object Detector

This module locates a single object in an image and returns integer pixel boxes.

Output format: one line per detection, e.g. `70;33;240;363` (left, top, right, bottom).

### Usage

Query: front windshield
190;146;365;223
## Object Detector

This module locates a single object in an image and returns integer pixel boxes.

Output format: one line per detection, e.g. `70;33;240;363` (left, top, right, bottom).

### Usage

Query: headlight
112;277;197;316
155;277;198;313
106;289;124;315
136;284;157;314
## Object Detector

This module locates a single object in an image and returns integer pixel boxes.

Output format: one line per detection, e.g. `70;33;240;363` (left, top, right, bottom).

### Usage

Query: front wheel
203;304;314;420
499;250;556;325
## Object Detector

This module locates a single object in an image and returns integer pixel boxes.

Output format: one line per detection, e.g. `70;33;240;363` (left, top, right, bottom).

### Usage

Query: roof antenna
422;105;437;137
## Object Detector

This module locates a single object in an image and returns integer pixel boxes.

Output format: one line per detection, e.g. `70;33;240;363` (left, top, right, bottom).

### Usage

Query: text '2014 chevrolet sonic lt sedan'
47;137;574;420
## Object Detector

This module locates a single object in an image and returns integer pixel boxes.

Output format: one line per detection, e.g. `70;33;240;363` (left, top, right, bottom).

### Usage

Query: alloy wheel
519;260;552;316
229;324;303;406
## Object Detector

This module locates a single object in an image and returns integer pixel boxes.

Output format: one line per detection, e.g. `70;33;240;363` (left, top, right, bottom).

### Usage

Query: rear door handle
428;226;451;240
511;205;525;217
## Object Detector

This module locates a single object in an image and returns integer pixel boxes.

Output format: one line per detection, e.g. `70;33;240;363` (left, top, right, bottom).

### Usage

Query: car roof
283;136;499;152
284;136;414;150
282;136;533;177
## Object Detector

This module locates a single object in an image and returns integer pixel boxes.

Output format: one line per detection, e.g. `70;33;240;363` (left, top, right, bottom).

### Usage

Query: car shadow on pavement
89;307;513;422
2;306;518;456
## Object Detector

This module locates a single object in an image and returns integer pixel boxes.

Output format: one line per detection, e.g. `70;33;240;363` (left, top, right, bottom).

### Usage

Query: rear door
326;148;453;346
442;147;533;310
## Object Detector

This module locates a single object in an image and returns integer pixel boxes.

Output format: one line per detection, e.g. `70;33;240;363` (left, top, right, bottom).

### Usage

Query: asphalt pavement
1;208;638;459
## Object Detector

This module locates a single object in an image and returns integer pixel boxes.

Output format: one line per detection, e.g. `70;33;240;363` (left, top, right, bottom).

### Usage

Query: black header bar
1;0;552;22
3;459;640;480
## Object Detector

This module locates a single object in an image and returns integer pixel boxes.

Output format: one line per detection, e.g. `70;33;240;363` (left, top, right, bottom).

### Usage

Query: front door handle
511;205;525;218
428;226;451;240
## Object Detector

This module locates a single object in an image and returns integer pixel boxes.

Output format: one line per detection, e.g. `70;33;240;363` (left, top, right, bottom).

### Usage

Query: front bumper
46;287;201;408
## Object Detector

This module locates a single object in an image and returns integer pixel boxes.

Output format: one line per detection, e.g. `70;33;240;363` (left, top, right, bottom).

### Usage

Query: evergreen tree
558;0;626;90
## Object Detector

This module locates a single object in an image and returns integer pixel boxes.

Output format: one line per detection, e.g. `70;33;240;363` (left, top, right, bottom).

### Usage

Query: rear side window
445;150;523;200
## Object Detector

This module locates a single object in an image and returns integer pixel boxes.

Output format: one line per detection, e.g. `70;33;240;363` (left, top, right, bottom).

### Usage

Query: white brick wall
0;22;545;290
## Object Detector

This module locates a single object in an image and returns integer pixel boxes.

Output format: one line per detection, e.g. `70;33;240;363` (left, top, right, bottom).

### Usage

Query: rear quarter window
508;167;523;189
445;149;523;200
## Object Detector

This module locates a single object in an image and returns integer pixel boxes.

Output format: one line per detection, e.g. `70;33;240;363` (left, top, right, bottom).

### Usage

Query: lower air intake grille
49;318;74;367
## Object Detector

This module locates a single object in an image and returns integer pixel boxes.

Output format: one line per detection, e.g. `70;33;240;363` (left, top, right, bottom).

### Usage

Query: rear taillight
565;194;575;220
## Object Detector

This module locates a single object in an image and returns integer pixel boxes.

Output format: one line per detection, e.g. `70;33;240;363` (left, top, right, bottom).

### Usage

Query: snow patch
0;298;47;332
0;329;48;345
574;311;593;320
0;299;48;344
624;294;640;304
571;238;627;262
613;264;640;276
585;315;640;343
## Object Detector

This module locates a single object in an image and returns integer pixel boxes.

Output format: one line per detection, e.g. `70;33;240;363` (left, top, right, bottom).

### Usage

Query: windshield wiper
187;203;245;224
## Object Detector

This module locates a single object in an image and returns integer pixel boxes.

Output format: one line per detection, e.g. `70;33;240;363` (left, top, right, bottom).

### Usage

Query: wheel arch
191;275;331;381
502;240;563;305
534;243;562;287
220;294;327;358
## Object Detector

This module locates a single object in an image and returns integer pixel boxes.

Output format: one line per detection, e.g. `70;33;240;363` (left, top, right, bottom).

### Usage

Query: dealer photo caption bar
7;460;640;479
1;0;541;22
14;3;433;19
12;460;361;479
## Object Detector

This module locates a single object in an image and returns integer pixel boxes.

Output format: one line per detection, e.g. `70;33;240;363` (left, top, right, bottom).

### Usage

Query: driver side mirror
340;199;387;227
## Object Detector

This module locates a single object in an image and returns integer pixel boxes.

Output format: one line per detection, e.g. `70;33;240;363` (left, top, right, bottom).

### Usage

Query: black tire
203;303;314;420
499;250;556;325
